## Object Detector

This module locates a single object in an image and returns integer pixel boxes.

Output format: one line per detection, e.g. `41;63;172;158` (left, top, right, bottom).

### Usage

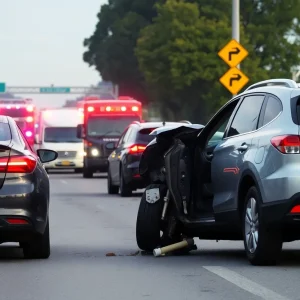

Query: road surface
0;172;300;300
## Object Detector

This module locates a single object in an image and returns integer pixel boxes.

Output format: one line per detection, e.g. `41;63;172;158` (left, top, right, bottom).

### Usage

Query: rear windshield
44;127;81;143
0;123;11;141
136;128;157;144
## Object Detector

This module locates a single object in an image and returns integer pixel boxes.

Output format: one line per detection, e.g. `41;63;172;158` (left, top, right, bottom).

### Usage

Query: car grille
56;151;77;158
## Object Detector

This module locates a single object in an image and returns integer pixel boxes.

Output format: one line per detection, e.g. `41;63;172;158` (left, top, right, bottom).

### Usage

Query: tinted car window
227;95;264;137
0;123;11;141
136;128;157;144
262;96;282;126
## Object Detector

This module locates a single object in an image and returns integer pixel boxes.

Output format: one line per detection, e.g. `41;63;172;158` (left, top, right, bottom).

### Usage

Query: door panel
211;94;265;213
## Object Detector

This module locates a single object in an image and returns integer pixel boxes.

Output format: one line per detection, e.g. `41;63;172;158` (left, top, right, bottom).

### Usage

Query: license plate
61;161;71;166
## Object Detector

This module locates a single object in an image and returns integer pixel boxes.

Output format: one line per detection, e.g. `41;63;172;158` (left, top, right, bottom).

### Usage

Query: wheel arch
237;169;260;220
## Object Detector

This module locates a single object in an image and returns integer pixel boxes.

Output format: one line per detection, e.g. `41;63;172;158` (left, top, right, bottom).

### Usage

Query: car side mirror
76;124;83;139
37;149;58;163
106;142;117;150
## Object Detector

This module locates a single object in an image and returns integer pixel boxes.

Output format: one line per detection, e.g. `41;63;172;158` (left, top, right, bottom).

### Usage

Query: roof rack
244;79;298;91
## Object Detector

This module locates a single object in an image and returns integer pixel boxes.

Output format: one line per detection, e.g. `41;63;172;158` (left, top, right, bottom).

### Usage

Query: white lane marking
203;266;290;300
60;180;68;184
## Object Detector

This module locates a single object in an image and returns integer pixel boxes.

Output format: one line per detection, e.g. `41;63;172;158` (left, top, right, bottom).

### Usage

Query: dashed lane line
203;266;290;300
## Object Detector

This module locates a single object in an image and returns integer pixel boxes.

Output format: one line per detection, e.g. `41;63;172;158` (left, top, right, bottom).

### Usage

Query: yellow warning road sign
219;67;249;95
218;39;249;68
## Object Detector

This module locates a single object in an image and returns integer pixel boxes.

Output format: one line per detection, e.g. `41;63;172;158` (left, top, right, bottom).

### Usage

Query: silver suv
136;78;300;265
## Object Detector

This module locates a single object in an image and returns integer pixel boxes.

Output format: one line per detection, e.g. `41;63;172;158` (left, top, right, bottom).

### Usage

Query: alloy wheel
244;197;259;253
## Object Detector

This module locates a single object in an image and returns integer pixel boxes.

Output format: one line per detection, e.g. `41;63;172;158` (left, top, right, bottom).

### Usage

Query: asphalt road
0;172;300;300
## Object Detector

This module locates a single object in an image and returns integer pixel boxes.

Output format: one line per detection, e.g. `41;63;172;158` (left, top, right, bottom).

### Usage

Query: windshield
87;116;140;136
44;127;82;143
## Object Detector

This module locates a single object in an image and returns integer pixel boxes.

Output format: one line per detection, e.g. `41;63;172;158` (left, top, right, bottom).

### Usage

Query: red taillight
0;155;37;173
271;135;300;154
128;144;146;154
290;205;300;214
6;218;29;225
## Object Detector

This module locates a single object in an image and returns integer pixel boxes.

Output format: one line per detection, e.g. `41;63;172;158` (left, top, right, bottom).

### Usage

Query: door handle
237;144;248;151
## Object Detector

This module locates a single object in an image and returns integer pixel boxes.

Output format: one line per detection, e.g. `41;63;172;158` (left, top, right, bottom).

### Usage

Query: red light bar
88;106;94;112
26;105;34;112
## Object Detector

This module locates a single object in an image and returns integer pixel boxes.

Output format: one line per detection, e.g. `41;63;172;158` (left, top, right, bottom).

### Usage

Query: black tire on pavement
119;167;132;197
107;167;119;194
243;186;283;266
136;184;167;251
83;167;93;178
23;218;50;259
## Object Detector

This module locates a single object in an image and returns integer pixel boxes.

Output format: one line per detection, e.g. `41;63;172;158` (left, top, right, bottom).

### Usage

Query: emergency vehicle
0;98;35;147
36;107;84;172
77;97;143;178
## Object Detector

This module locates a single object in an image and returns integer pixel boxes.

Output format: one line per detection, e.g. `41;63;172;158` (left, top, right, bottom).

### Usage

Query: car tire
136;184;166;251
119;167;132;197
83;168;93;178
107;167;119;194
243;186;283;266
23;218;50;259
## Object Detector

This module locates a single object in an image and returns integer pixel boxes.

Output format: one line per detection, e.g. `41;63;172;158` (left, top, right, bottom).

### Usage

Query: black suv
107;121;191;197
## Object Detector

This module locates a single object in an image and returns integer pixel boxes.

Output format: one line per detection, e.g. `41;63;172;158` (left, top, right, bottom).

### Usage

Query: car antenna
162;121;165;126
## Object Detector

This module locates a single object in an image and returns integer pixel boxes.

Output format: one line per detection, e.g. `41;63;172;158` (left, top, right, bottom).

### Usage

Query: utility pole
232;0;240;69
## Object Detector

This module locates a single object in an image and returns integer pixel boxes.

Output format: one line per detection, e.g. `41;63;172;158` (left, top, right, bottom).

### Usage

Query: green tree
83;0;159;103
136;0;265;122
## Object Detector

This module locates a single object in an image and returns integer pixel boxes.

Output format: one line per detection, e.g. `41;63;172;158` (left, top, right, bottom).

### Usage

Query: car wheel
136;184;166;251
119;167;132;197
243;186;283;266
107;167;119;194
83;168;93;178
23;218;50;259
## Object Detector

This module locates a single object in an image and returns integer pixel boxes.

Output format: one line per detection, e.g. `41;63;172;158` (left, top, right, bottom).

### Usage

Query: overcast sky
0;0;107;108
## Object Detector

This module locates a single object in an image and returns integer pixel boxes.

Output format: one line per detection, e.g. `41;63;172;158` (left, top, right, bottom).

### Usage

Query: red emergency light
86;104;140;113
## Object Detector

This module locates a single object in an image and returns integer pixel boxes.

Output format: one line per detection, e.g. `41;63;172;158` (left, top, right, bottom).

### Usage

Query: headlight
91;148;99;156
79;151;86;156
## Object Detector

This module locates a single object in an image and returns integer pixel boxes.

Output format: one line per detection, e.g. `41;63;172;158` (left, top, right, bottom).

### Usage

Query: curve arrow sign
229;47;241;61
230;74;242;86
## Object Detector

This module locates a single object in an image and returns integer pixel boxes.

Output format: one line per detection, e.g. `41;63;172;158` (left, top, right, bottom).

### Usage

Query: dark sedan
0;115;57;259
107;121;196;197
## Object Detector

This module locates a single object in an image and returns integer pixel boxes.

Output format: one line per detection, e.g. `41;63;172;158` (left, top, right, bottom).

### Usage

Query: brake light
0;155;37;173
26;105;34;112
26;116;33;122
87;106;94;112
290;205;300;213
132;106;139;112
271;135;300;154
128;144;146;154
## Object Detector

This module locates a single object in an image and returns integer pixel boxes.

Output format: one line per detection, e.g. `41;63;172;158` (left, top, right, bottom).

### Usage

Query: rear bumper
262;192;300;241
124;166;147;190
0;181;48;242
84;157;108;172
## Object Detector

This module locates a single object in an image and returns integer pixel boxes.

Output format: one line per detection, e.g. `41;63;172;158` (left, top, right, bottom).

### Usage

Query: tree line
83;0;300;123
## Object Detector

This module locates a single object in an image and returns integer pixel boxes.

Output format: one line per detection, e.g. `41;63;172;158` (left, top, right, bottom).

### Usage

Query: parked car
0;115;57;259
107;121;203;197
136;78;300;266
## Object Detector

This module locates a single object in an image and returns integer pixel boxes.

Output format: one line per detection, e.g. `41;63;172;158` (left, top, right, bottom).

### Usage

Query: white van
36;107;84;172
